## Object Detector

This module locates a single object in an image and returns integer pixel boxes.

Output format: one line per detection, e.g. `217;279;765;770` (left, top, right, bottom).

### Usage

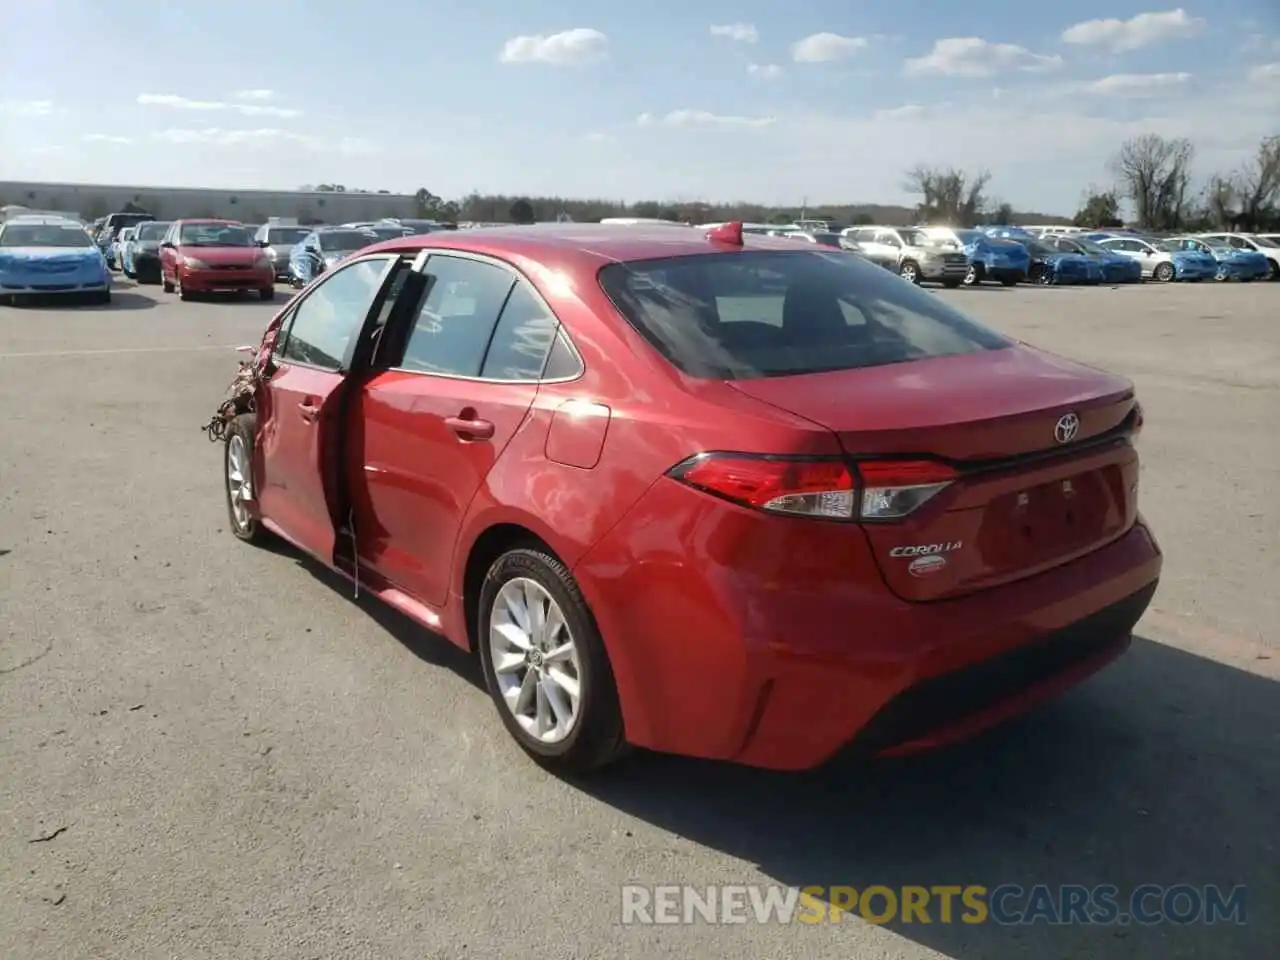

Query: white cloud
83;133;133;144
1061;9;1205;52
1084;72;1191;95
499;28;608;65
234;89;275;101
710;23;758;43
150;128;378;154
791;33;869;62
748;63;783;79
1250;62;1280;81
136;93;301;118
874;104;926;120
1;99;54;117
637;110;776;129
904;37;1063;77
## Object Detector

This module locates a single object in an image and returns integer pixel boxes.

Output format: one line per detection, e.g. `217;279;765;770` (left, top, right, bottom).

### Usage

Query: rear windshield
598;250;1010;380
136;222;171;240
268;227;309;245
317;229;376;252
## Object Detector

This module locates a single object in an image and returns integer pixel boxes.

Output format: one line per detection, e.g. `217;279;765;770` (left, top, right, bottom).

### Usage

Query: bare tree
903;165;991;226
1110;134;1195;230
1203;175;1238;229
1232;135;1280;230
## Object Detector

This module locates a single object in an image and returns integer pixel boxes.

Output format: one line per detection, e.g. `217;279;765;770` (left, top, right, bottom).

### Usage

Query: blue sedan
1169;236;1271;281
1044;235;1143;283
0;217;112;305
287;227;380;287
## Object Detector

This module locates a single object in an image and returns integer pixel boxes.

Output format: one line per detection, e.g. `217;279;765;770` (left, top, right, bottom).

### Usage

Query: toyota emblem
1054;413;1080;445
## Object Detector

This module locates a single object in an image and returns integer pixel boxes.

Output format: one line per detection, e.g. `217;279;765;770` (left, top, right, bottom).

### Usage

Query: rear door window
598;250;1010;380
397;255;516;377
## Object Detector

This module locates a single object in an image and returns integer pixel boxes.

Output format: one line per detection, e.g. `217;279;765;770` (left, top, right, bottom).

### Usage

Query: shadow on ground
2;291;156;311
280;538;1276;958
580;640;1277;958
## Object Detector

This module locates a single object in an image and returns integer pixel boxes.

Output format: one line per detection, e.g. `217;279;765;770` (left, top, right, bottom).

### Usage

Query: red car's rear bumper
573;479;1162;771
181;267;273;292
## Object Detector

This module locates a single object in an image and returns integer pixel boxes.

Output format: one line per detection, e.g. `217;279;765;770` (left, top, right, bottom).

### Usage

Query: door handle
298;400;320;423
444;416;495;441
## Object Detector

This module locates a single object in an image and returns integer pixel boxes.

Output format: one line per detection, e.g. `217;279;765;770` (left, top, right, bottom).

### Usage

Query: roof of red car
364;222;808;268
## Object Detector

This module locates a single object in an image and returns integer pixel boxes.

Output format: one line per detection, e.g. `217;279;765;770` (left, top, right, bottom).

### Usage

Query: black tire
224;414;266;544
963;263;982;286
898;260;921;284
259;287;275;302
1269;260;1280;281
941;277;962;288
1153;262;1175;282
1032;264;1052;285
90;290;111;306
177;275;192;301
162;272;174;293
477;546;627;774
1000;276;1019;286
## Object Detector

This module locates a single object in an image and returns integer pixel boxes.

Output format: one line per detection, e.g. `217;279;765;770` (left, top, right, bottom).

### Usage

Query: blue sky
2;1;1277;214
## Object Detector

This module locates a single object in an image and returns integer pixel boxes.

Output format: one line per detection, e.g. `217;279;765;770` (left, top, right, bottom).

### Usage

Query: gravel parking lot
1;280;1276;960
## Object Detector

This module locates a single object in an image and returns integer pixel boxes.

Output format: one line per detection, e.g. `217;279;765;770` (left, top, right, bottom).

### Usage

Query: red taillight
669;455;856;519
855;459;958;521
667;454;959;521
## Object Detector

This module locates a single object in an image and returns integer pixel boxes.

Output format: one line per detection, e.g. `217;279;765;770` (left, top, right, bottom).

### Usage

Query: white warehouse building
0;180;419;224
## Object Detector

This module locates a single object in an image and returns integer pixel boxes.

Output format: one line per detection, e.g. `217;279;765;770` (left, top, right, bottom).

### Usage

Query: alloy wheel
226;434;252;531
488;577;583;744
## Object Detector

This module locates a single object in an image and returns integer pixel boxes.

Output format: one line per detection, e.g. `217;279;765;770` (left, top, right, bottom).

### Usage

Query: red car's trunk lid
728;345;1141;601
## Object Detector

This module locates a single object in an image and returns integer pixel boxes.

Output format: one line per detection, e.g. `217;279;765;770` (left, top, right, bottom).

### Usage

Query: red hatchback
160;219;275;301
212;222;1161;773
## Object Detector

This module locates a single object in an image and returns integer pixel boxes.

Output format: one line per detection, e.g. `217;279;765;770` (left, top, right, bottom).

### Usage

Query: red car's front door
349;253;550;606
255;254;401;562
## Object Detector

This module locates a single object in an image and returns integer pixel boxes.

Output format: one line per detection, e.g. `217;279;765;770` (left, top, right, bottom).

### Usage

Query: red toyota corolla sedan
213;221;1161;773
160;219;276;301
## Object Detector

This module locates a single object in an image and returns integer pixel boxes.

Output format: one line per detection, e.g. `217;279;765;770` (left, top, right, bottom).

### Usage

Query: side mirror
160;241;175;249
257;239;270;247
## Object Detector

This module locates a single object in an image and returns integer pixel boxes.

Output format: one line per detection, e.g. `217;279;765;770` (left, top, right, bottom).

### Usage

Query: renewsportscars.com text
620;883;1247;926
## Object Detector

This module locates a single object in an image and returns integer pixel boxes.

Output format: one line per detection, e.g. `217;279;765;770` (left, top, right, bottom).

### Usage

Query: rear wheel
224;415;266;544
90;290;111;306
963;263;982;286
477;547;627;774
941;277;962;289
259;287;275;301
1269;260;1280;281
1000;276;1019;286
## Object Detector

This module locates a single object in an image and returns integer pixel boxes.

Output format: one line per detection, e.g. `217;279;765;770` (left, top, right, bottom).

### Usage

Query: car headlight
184;256;210;269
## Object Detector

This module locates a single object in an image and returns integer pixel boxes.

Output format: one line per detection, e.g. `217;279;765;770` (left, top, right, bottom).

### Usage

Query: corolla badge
1054;412;1080;445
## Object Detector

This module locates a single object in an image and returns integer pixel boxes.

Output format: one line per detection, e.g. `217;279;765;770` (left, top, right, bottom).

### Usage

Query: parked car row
98;216;459;303
694;219;1280;288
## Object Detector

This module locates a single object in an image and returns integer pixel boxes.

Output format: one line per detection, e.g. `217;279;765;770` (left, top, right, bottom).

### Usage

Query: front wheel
963;263;982;286
477;547;627;774
162;270;174;293
1153;262;1175;282
941;277;962;288
259;287;275;301
898;260;921;284
224;414;266;544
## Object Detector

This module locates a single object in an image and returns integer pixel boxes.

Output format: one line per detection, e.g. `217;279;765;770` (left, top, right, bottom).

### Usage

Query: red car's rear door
349;252;555;606
255;254;402;562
